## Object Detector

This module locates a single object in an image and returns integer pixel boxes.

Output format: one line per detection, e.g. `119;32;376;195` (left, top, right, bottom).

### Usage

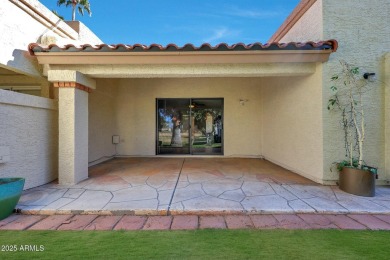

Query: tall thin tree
57;0;91;21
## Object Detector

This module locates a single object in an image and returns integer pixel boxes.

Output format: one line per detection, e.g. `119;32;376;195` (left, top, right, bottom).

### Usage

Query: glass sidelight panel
156;98;223;155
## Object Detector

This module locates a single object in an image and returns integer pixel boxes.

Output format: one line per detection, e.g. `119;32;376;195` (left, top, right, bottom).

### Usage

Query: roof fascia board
34;50;333;65
48;63;317;78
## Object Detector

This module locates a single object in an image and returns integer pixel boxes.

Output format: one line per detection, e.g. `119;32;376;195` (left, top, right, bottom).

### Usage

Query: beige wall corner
48;70;96;90
262;63;324;183
88;79;118;165
385;53;390;183
65;21;103;44
271;0;322;43
58;87;89;185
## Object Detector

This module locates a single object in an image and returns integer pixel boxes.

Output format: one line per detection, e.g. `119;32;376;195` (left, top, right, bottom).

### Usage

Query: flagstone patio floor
15;157;390;216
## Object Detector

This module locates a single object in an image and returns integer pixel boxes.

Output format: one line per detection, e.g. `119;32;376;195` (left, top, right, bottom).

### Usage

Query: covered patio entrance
28;40;338;186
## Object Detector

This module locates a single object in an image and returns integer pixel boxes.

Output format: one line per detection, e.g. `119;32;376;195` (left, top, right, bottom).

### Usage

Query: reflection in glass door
156;98;223;155
157;99;191;154
190;99;223;155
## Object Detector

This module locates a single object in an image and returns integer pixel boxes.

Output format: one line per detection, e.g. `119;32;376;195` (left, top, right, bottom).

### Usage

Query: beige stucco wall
0;89;58;189
113;78;263;157
0;0;43;77
88;79;119;165
0;0;103;188
65;21;103;45
385;53;390;183
0;0;101;77
0;0;69;77
280;0;323;42
262;0;326;183
322;0;390;184
262;64;324;183
277;0;390;184
278;1;326;183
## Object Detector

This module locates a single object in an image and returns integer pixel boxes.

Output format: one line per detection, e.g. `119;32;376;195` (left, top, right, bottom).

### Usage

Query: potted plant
0;178;25;220
327;60;377;197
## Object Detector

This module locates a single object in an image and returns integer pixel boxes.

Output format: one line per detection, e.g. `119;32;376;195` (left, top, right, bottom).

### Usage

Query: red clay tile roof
28;40;338;55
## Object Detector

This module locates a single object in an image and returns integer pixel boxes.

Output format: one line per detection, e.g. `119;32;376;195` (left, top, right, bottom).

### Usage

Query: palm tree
51;10;64;20
57;0;92;21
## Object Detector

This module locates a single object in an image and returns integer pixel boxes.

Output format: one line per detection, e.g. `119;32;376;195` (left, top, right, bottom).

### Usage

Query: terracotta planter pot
339;167;375;197
0;178;25;220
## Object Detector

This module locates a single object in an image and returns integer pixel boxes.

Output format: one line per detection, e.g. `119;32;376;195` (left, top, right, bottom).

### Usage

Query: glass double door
157;98;223;155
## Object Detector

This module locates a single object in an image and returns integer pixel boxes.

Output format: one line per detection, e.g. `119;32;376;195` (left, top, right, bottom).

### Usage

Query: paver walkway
16;158;390;215
1;214;390;231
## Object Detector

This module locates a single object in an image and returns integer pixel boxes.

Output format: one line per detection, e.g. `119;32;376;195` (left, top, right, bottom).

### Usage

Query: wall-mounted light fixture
363;72;376;82
239;99;249;106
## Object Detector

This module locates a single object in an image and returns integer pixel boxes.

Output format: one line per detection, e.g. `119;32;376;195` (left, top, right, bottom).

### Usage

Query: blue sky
39;0;300;46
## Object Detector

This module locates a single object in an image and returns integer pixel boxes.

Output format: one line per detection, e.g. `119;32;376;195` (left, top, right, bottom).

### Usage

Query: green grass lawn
0;229;389;259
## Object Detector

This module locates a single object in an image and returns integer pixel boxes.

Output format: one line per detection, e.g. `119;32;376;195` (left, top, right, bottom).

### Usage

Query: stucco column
385;53;390;182
40;81;50;98
49;70;96;185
